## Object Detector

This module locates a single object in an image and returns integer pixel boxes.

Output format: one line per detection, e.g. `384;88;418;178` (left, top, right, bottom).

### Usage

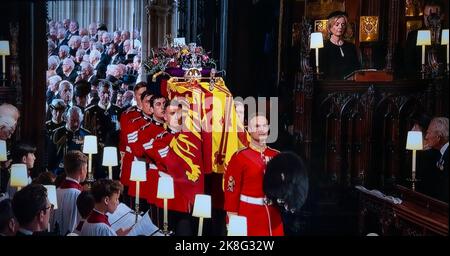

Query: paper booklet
107;203;163;236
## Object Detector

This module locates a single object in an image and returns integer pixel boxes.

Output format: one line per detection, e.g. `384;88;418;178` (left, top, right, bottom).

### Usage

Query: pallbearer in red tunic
128;94;166;206
141;100;190;234
52;151;87;235
224;114;284;236
118;82;147;187
143;100;192;212
119;88;152;189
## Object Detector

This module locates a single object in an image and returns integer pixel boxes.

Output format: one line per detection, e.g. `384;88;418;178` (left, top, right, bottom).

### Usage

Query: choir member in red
53;150;87;235
80;179;130;236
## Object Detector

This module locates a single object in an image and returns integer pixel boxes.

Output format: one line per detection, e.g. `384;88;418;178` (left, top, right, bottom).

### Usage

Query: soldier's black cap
327;11;348;19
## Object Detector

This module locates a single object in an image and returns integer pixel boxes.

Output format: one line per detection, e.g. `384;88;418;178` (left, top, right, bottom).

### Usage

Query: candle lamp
192;194;211;236
157;176;174;235
82;135;97;186
130;160;146;223
0;140;7;161
310;32;324;76
406;131;423;190
227;215;247;236
102;147;118;180
416;30;431;78
10;163;28;191
441;29;449;73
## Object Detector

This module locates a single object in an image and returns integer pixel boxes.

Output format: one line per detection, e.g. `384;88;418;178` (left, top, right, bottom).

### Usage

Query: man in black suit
423;117;449;202
12;184;54;236
84;80;122;179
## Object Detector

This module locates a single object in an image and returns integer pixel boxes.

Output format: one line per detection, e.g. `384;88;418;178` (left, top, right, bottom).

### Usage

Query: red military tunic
142;129;193;213
118;106;141;184
120;114;150;187
128;118;165;204
224;146;284;236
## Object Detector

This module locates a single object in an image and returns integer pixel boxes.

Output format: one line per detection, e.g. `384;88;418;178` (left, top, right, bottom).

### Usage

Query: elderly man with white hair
68;35;82;57
0;116;16;141
60;58;77;83
88;22;97;40
46;75;62;105
80;36;90;52
101;32;112;48
58;80;74;107
47;55;60;79
56;45;71;75
50;106;91;175
0;115;15;195
75;61;95;84
422;117;449;203
0;103;20;132
56;28;68;48
89;49;106;79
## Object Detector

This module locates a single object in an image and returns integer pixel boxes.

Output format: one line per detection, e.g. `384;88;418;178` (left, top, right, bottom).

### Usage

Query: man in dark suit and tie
12;184;54;236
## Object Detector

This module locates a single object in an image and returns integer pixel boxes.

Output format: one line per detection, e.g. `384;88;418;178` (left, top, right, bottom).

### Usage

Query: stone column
147;0;172;48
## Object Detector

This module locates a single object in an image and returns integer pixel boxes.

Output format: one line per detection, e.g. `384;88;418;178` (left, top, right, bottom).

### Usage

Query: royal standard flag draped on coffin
166;77;247;176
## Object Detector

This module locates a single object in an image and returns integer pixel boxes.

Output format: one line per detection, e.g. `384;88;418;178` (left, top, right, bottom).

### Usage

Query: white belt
240;195;266;206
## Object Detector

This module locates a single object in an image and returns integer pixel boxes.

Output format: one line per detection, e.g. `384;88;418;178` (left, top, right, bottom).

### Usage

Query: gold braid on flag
167;79;204;182
170;134;201;182
167;77;242;174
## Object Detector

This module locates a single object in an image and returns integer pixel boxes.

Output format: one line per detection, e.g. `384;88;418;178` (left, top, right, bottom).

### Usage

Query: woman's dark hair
263;151;309;213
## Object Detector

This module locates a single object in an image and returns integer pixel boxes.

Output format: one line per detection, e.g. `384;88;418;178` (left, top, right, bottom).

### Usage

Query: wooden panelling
294;77;448;188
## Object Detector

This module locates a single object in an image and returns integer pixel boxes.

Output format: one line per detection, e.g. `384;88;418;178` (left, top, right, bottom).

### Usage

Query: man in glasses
11;184;54;236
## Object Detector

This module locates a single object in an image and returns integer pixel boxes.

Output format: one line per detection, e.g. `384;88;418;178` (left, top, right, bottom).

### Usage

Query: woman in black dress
320;11;361;80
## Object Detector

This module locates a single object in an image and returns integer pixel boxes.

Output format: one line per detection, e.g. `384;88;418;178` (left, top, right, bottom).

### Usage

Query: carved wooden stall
0;1;47;173
358;185;448;236
289;0;449;234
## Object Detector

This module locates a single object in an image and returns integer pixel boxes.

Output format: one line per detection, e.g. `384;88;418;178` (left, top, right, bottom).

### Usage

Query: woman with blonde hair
319;11;360;79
